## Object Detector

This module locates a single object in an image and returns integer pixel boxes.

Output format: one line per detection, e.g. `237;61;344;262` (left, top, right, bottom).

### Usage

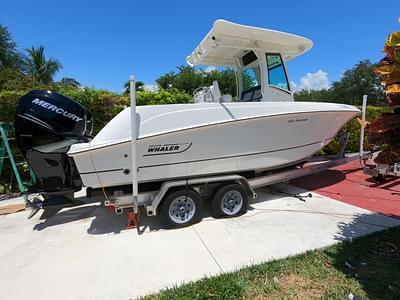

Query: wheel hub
221;190;243;215
169;196;196;224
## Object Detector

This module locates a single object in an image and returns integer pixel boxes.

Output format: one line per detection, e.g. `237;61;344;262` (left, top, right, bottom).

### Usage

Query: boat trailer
104;152;359;229
87;76;361;229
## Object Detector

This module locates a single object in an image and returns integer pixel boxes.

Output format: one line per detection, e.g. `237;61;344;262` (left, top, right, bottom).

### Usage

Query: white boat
67;19;359;188
67;101;357;188
16;19;359;193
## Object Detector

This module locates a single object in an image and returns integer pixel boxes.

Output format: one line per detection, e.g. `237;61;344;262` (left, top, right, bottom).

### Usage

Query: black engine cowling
15;90;93;194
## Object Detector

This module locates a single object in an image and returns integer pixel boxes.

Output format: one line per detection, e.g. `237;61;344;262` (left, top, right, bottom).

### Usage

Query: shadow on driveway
32;204;167;234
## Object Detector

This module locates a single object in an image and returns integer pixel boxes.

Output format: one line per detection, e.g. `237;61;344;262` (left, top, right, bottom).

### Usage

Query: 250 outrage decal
288;118;308;123
144;143;192;156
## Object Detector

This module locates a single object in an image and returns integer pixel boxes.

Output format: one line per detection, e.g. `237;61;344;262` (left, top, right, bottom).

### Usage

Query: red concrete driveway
292;160;400;218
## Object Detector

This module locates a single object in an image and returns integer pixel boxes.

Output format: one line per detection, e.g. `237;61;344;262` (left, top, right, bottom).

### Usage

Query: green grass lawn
143;226;400;300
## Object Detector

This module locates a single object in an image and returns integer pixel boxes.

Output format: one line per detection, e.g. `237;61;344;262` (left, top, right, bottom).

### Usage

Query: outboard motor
15;90;93;201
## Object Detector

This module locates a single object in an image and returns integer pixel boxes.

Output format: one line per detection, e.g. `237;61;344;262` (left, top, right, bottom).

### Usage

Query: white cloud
205;66;216;73
294;70;330;91
290;80;298;90
144;84;158;92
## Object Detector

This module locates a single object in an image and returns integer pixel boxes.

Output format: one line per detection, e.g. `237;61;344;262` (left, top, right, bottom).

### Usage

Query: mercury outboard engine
15;90;93;205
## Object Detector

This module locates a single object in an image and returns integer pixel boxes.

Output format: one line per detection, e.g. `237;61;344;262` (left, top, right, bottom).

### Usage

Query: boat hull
68;106;358;188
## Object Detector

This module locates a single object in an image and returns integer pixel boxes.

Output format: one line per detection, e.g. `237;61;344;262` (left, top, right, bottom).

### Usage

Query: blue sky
1;0;399;92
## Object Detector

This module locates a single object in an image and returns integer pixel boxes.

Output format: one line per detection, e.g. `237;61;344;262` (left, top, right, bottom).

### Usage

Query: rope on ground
88;141;111;203
249;208;391;229
196;206;392;230
316;188;400;201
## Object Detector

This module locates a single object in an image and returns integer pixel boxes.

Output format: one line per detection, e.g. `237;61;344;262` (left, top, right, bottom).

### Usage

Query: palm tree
0;24;23;72
24;46;62;84
123;80;145;95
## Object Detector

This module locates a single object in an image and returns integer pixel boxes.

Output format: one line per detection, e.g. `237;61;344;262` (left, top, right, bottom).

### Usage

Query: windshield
266;53;290;91
240;51;262;101
242;67;260;91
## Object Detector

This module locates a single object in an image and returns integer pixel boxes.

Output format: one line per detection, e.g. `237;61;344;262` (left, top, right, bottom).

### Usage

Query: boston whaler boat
15;20;359;228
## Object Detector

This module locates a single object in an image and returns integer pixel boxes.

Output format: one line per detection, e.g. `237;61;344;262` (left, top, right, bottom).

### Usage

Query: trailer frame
105;153;359;217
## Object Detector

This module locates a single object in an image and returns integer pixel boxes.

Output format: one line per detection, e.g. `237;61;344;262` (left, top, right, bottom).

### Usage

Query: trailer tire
159;188;202;229
211;183;248;218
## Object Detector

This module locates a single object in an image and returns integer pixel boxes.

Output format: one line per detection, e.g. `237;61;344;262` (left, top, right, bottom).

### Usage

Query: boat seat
210;80;222;101
209;80;232;102
240;85;262;102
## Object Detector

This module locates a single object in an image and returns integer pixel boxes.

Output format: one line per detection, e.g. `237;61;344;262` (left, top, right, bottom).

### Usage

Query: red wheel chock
127;211;138;229
106;205;115;213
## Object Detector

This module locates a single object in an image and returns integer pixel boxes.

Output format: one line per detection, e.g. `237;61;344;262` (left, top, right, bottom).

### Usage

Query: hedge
0;87;192;133
0;87;192;193
0;87;387;152
0;86;388;193
0;87;387;150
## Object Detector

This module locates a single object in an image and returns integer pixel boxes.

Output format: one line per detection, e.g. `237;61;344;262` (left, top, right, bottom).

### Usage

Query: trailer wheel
211;183;248;218
159;188;202;229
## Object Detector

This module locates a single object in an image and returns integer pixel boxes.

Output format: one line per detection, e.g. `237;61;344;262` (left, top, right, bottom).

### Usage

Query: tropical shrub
322;106;389;155
136;88;191;106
